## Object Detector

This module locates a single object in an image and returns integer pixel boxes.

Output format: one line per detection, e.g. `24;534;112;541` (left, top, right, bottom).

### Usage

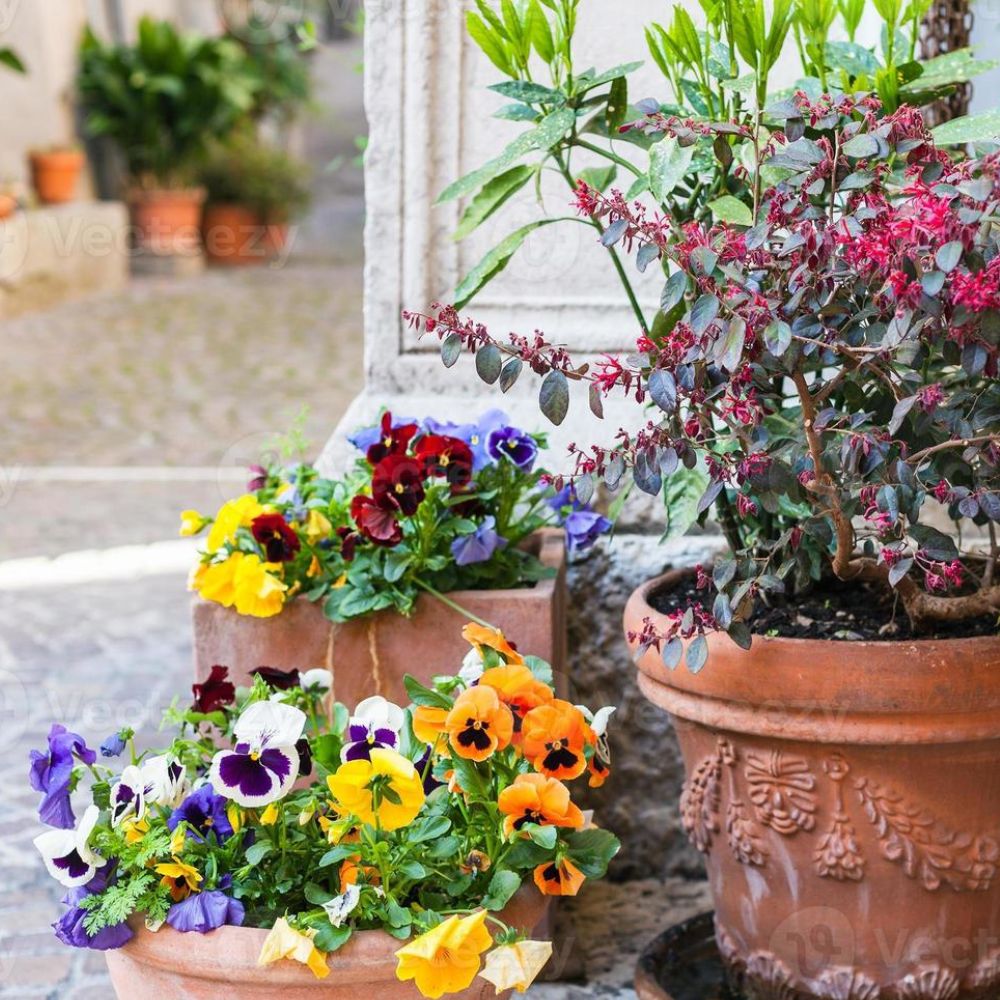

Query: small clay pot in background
0;193;17;219
202;202;290;266
128;187;206;257
29;148;86;204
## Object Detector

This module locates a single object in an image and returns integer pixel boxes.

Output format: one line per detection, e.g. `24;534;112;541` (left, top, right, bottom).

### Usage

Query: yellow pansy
179;509;206;537
395;910;493;999
205;494;265;553
318;816;356;845
232;553;287;618
258;917;329;980
326;748;425;832
169;827;186;854
121;818;149;845
307;555;322;579
227;803;243;834
333;572;348;589
260;803;280;826
479;940;553;994
154;859;202;902
304;509;332;544
192;555;239;607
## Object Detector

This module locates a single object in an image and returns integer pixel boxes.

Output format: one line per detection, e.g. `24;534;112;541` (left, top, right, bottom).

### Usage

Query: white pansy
110;765;146;827
141;754;188;809
576;705;616;737
458;648;485;686
234;700;307;751
321;884;361;927
34;805;104;888
300;668;333;692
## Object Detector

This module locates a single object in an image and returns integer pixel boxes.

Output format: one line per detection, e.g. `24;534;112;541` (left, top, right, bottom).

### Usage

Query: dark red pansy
192;665;236;713
371;454;426;516
251;513;301;563
415;434;474;489
366;412;419;466
350;494;403;547
251;666;301;690
337;526;359;561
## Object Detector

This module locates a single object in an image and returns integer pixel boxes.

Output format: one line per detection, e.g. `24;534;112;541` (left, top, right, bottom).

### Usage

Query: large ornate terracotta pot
625;569;1000;1000
106;889;548;999
193;530;567;707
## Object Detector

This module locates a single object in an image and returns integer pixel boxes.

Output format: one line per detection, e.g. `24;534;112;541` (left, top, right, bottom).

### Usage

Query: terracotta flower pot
0;194;16;220
625;568;1000;1000
105;888;549;999
192;530;568;707
29;149;85;204
128;188;206;256
202;203;289;266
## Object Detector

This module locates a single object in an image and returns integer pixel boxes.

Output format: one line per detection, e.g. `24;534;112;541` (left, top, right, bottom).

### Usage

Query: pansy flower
99;731;127;759
423;409;507;470
166;888;245;933
461;623;524;665
371;454;426;515
521;700;593;780
564;509;613;554
579;705;615;789
412;705;448;747
209;701;306;808
141;755;188;809
251;513;301;563
231;553;287;618
479;663;553;735
458;646;485;687
53;864;133;951
341;696;405;762
29;723;96;829
445;686;514;762
251;665;301;690
415;434;474;489
451;516;507;566
533;857;585;896
498;773;585;838
487;425;538;471
168;785;234;843
205;494;264;553
155;858;203;902
34;805;104;888
351;494;403;547
110;765;146;827
192;664;236;713
395;910;493;999
480;939;553;994
363;411;419;465
258;917;329;980
326;748;425;831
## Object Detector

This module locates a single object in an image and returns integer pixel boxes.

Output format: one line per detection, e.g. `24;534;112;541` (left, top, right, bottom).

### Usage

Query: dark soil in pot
649;573;999;641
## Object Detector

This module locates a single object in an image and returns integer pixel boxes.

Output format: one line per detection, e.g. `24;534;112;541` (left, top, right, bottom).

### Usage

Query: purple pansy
341;696;405;763
100;732;127;758
168;785;234;843
487;425;538;471
166;890;245;934
29;724;97;829
349;414;418;453
209;701;305;808
53;864;133;950
451;516;507;566
34;805;104;888
424;409;508;471
564;509;613;554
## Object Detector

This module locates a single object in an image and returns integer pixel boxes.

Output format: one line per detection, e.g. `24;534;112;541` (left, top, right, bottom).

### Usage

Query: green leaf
313;924;351;954
410;815;452;843
648;137;695;203
454;165;535;241
441;333;462;368
526;824;558;849
686;635;709;673
455;220;557;308
527;0;555;62
245;842;272;866
576;61;645;93
539;369;570;425
708;195;753;226
499;357;523;392
606;75;628;131
935;240;962;273
450;754;491;799
482;870;522;910
488;80;565;104
438;108;575;204
476;344;503;384
763;319;792;356
565;828;621;878
690;293;720;334
0;48;25;74
931;110;1000;145
465;11;512;76
403;675;453;709
840;133;880;158
662;466;710;541
319;844;361;868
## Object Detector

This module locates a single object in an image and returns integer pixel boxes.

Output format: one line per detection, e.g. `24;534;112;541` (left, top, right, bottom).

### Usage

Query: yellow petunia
231;553;287;618
304;509;333;544
395;910;493;999
154;858;202;902
258;917;329;980
326;748;425;832
205;494;265;553
179;509;206;537
479;940;553;994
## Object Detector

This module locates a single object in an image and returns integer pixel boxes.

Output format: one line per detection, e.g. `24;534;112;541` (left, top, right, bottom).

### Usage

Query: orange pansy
498;773;585;838
533;857;585;896
412;705;449;746
520;700;593;780
479;663;553;732
461;623;524;664
445;685;514;762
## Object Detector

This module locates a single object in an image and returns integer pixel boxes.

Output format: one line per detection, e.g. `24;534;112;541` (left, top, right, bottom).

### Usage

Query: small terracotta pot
29;149;85;204
192;530;568;708
105;888;549;999
202;203;289;266
128;188;206;255
625;568;1000;1000
0;194;16;220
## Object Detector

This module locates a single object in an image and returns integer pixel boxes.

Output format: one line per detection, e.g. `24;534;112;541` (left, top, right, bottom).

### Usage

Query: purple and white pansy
209;701;306;808
458;647;485;687
34;805;105;888
341;696;405;762
140;754;188;809
110;765;146;827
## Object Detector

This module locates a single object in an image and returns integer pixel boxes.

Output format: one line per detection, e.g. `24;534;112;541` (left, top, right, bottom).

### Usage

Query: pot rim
627;568;1000;745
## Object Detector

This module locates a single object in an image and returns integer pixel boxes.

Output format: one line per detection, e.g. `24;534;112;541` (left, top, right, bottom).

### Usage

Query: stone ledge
0;201;129;318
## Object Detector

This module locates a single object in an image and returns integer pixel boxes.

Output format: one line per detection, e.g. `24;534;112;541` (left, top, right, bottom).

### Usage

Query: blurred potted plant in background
77;17;260;262
28;145;86;205
0;46;25;219
200;131;311;266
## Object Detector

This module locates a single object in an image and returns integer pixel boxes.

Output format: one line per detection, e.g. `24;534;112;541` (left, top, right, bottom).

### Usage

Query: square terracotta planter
192;530;567;708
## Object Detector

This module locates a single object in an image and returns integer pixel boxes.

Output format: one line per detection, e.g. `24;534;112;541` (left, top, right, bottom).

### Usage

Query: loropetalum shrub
185;410;611;623
407;98;1000;667
30;626;618;996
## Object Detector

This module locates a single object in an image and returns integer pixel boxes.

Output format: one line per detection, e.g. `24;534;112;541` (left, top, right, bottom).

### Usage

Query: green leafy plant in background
445;0;998;331
77;17;262;188
0;47;25;74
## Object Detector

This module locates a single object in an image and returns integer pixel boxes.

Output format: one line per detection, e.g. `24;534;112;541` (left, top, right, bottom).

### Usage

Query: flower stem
413;578;496;629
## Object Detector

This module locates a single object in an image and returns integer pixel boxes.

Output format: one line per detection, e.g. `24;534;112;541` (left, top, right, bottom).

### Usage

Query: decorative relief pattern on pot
745;751;818;835
815;755;865;881
814;968;881;1000
855;778;998;893
719;739;767;866
894;967;960;1000
742;951;798;1000
680;750;722;854
965;949;1000;996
